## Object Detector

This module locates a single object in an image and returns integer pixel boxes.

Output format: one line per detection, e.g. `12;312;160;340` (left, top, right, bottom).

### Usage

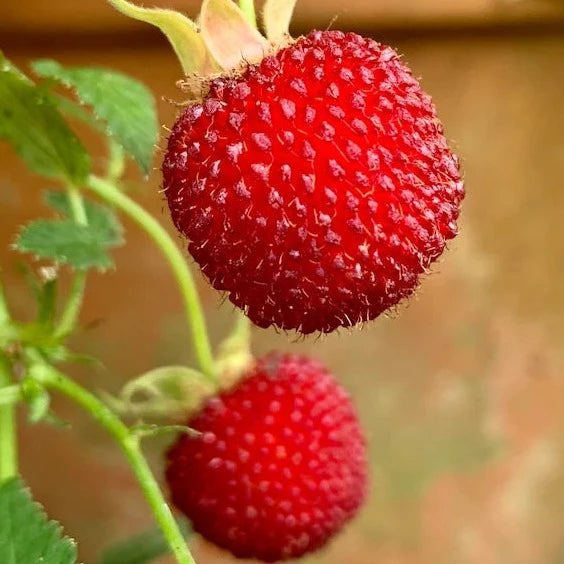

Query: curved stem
86;175;216;383
0;354;17;482
0;384;22;407
54;185;88;339
67;185;88;224
239;0;257;28
0;276;10;326
106;140;125;183
54;272;87;339
30;363;196;564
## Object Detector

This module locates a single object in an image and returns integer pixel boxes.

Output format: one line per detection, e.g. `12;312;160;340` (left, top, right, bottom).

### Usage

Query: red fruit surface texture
163;30;464;334
166;353;367;561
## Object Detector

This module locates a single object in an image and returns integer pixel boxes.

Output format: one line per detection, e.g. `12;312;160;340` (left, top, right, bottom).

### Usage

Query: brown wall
2;1;564;563
3;0;564;35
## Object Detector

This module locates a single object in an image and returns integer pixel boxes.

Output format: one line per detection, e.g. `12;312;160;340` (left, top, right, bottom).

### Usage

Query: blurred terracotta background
2;0;564;562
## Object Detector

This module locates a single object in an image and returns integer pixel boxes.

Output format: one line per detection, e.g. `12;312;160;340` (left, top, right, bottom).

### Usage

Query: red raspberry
163;30;464;334
165;353;367;561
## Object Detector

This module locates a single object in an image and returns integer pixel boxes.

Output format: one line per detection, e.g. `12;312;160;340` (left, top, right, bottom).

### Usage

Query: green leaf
0;54;90;184
45;190;123;247
0;478;77;563
55;95;104;132
15;220;117;271
14;191;124;270
33;60;158;174
100;521;191;564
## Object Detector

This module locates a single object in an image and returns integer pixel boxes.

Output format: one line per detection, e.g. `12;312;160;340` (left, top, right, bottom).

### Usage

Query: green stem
239;0;257;28
54;272;87;339
30;363;196;564
67;185;88;225
86;175;216;383
0;276;9;326
0;384;22;407
54;185;88;339
106;140;126;183
0;354;17;482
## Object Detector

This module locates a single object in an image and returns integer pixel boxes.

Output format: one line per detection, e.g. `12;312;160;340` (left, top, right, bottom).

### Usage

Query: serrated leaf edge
32;60;158;174
0;478;77;562
13;219;116;272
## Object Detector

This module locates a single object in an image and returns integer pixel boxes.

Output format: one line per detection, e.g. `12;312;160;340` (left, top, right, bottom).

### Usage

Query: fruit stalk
0;353;18;482
54;184;88;338
30;362;197;564
86;174;216;383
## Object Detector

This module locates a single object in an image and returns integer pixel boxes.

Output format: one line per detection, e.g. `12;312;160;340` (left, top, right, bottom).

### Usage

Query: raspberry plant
0;0;463;562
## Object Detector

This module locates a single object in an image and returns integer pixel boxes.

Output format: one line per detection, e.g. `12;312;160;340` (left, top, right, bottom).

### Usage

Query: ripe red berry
165;353;367;561
163;30;464;334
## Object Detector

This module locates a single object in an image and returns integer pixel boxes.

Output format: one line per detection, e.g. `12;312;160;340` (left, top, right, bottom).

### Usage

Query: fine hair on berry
166;353;367;561
163;30;464;334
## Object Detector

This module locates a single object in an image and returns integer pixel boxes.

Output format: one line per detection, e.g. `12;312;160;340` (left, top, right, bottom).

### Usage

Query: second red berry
166;353;367;561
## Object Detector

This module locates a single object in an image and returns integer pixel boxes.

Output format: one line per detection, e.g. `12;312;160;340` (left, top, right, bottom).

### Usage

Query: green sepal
215;313;254;388
130;422;199;440
262;0;297;41
200;0;269;70
104;365;215;421
105;0;219;75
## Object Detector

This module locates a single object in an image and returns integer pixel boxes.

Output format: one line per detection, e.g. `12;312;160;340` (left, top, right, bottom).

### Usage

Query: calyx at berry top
108;0;298;82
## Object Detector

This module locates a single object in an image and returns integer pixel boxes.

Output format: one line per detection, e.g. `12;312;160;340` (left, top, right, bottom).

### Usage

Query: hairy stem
106;139;126;183
86;175;216;383
0;276;9;326
30;363;196;564
54;185;88;339
0;384;22;407
0;354;17;482
67;185;88;224
54;272;87;339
